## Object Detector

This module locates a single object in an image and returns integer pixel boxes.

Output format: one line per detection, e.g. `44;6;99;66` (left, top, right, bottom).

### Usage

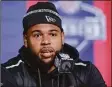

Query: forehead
28;24;61;33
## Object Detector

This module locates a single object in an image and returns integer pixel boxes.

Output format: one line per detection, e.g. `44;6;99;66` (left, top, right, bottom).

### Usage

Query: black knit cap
23;2;63;34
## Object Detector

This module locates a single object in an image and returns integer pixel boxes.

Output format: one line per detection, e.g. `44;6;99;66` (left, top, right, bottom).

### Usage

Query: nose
41;35;51;45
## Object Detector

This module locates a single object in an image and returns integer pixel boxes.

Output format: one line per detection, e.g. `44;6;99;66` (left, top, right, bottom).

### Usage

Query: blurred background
1;0;111;86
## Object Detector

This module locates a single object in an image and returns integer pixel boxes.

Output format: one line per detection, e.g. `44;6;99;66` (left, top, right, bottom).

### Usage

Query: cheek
51;37;63;51
28;38;41;54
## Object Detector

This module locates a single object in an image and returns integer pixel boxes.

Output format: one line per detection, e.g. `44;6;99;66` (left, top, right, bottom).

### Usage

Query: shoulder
73;58;101;76
74;59;92;70
76;59;106;80
76;59;101;73
2;55;24;73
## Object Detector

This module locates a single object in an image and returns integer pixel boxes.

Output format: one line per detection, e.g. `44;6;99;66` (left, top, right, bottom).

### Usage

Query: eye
49;33;57;37
33;33;42;38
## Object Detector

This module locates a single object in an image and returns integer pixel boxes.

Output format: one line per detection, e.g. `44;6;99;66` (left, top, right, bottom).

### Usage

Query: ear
61;32;64;45
23;34;28;48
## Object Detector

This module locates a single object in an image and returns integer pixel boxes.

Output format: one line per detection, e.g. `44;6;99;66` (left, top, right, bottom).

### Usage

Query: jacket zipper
38;68;42;87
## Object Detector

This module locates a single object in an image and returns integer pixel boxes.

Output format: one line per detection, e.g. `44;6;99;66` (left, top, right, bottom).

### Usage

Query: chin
41;58;53;64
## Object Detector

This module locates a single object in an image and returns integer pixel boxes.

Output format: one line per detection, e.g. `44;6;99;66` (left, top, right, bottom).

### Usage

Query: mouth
40;47;54;53
39;47;55;62
41;52;54;58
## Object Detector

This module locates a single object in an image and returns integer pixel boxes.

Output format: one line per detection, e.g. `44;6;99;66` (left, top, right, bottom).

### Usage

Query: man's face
24;24;64;64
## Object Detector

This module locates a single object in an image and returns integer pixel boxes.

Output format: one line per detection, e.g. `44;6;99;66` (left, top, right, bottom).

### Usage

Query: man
2;2;106;87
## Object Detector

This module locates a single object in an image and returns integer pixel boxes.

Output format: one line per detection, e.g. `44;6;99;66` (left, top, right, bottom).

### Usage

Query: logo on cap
45;15;56;22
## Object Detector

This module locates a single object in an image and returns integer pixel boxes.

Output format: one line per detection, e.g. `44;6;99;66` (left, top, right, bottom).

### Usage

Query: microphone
54;53;87;87
54;53;75;73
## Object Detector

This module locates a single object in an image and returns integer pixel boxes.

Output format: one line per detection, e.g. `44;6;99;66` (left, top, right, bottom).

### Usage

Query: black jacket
1;66;18;87
2;43;106;87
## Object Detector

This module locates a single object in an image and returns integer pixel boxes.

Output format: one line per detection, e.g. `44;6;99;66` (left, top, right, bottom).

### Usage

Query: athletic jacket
2;43;107;87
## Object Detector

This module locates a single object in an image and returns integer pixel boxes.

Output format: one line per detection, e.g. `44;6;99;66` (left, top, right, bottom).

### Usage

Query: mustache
40;47;55;53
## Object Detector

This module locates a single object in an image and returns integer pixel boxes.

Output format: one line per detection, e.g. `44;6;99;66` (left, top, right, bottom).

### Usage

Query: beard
23;47;60;73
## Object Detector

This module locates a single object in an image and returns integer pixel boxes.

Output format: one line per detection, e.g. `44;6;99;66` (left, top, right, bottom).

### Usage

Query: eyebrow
31;30;41;34
31;29;60;34
49;30;60;32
